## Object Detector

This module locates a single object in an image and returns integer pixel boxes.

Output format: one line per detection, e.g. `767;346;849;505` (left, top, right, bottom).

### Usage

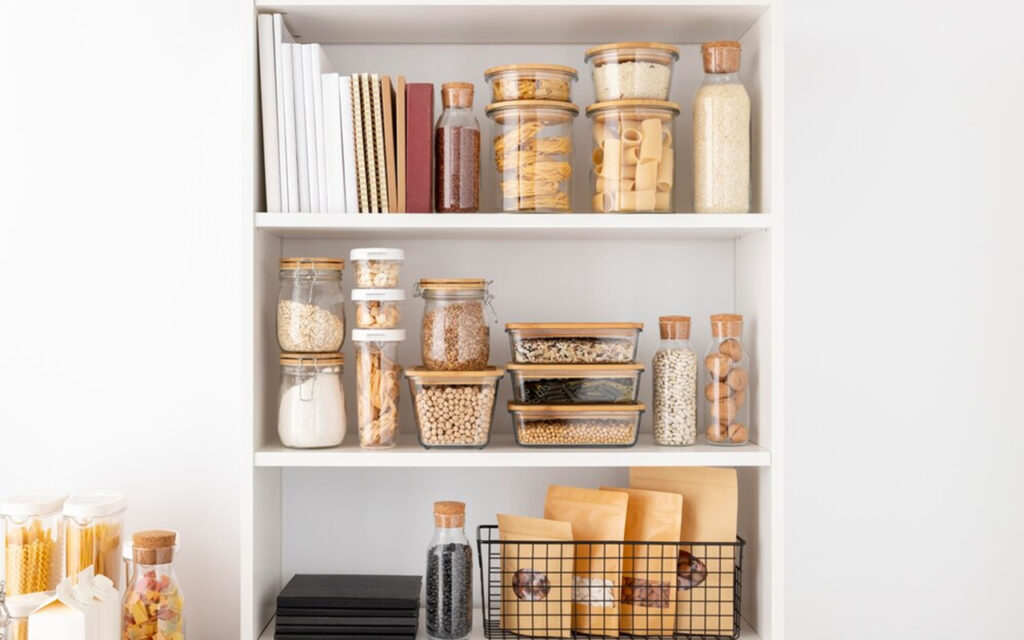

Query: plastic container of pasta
509;402;645;447
586;100;679;213
406;367;504;449
507;363;644;404
584;42;680;101
506;322;643;364
485;100;578;212
64;491;127;588
484;63;579;102
1;492;66;596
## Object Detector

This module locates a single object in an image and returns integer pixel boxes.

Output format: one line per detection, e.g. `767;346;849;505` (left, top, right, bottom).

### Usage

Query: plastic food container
278;257;345;352
484;63;579;102
486;101;578;212
506;322;643;364
584;42;680;101
587;100;679;213
509;403;644;447
350;247;404;288
64;491;128;588
352;288;405;329
278;353;347;449
507;363;644;404
406;367;504;449
1;492;66;596
353;329;405;449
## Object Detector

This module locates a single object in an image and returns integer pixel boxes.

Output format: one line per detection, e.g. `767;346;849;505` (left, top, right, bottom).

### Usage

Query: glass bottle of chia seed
426;501;473;640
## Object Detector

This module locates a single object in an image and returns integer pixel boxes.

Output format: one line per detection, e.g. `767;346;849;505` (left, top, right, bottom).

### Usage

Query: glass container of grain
277;258;345;352
703;313;750;445
435;83;480;213
584;42;680;101
693;41;751;213
652;315;697;445
416;279;492;371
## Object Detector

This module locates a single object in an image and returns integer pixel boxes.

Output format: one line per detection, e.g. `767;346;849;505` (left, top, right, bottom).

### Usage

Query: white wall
784;0;1024;637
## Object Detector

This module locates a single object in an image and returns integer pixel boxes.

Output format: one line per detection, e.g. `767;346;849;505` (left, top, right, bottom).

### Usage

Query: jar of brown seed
416;279;493;371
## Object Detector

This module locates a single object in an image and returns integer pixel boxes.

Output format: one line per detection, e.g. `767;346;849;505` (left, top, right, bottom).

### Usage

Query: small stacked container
583;43;680;213
483;64;580;212
410;279;502;449
1;493;66;597
505;322;645;447
63;491;127;588
350;248;406;449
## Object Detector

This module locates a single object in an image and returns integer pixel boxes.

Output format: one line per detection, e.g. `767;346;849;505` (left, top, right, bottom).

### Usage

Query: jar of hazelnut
702;313;750;445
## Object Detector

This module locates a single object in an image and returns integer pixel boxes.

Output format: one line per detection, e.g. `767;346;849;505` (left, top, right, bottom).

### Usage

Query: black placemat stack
275;574;422;640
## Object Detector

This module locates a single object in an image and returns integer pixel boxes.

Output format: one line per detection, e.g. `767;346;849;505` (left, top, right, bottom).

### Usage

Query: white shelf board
254;433;770;468
255;212;771;240
259;610;761;640
257;2;771;45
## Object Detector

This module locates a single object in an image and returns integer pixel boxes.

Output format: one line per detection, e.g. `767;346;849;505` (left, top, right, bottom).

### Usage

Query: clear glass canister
1;493;65;596
278;353;346;449
586;100;679;213
353;329;405;449
426;501;473;640
584;42;680;101
406;367;504;449
693;41;751;213
350;247;404;289
352;288;405;329
484;63;578;102
416;279;492;371
5;592;50;640
123;530;185;640
486;100;577;213
653;315;698;446
64;491;127;588
435;82;480;213
277;257;345;352
703;313;750;445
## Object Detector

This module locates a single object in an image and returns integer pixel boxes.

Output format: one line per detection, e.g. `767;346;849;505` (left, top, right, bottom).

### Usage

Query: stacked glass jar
350;248;406;450
483;64;579;212
276;257;348;449
583;42;680;212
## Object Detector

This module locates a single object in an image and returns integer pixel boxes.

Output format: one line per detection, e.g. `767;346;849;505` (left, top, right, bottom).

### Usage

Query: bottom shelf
258;610;760;640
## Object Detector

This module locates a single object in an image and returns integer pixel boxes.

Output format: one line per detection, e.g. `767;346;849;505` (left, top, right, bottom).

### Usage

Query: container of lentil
416;279;492;371
484;63;578;102
507;363;643;404
506;322;643;364
277;257;346;352
587;100;679;213
406;367;504;449
486;100;577;212
509;403;644;447
585;42;679;101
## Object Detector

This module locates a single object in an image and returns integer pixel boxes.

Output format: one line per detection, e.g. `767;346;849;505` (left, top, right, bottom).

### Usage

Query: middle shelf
254;433;770;467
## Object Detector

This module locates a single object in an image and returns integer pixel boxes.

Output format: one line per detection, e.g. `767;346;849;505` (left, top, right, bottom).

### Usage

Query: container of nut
405;367;504;449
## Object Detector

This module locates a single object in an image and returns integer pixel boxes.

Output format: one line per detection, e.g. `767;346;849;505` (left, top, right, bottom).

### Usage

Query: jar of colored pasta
485;100;578;212
64;491;127;589
585;100;679;213
123;530;185;640
1;493;66;596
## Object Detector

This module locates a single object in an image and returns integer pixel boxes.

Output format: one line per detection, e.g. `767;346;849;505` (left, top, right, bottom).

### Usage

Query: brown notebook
405;82;434;213
381;76;398;214
395;75;406;213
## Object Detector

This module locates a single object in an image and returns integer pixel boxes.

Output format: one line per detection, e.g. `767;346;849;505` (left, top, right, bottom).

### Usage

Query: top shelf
257;1;772;44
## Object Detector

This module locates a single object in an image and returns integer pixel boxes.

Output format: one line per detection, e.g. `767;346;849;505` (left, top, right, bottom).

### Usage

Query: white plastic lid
350;288;406;302
5;592;51;618
0;491;67;519
350;247;405;262
64;491;128;520
352;328;407;342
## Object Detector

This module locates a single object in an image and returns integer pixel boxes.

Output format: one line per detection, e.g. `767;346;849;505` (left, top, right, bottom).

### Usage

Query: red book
405;83;434;213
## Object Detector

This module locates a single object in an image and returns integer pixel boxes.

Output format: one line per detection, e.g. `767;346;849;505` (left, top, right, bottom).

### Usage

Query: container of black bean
507;363;644;404
426;501;473;640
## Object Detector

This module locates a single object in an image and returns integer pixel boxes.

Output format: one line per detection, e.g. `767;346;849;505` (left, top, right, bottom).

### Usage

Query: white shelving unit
242;2;783;639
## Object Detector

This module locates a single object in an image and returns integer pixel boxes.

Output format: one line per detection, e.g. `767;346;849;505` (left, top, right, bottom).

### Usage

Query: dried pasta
529;136;571;155
66;521;122;588
590;108;676;212
493;121;544;157
492;115;573;212
5;520;59;595
493;76;571;101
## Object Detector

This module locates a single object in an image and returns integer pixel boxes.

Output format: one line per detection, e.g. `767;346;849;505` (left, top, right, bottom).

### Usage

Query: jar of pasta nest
587;100;679;213
277;257;345;352
486;101;578;212
416;279;493;371
484;63;578;102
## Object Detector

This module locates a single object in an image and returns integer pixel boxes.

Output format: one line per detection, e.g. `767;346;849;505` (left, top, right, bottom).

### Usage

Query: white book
280;42;299;212
273;15;295;212
291;44;310;212
300;45;319;212
256;14;281;212
339;76;359;213
312;44;331;212
321;73;346;213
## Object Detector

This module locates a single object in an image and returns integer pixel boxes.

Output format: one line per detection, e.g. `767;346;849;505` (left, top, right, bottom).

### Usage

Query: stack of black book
275;574;422;640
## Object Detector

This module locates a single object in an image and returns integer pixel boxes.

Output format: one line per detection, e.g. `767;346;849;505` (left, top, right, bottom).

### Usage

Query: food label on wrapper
572;576;615;607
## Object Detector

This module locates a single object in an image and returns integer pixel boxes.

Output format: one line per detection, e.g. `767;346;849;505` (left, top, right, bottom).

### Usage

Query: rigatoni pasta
586;100;679;212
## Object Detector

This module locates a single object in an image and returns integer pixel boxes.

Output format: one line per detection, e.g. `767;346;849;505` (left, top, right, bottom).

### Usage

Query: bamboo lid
405;366;505;380
434;501;466;527
485;100;579;117
710;313;744;338
702;41;742;74
280;352;344;366
280;257;344;271
585;99;681;117
506;322;642;330
506;363;644;372
441;82;474;108
508;402;646;413
659;315;691;340
484;63;579;79
418;278;487;291
584;42;681;62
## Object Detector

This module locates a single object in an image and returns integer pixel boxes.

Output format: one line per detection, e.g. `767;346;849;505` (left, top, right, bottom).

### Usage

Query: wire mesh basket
477;525;744;639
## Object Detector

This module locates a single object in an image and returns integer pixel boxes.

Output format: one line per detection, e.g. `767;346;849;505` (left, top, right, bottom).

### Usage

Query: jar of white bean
652;315;697;445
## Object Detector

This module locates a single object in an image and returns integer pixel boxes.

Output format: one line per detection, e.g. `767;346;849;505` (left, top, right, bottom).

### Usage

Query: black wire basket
477;525;744;639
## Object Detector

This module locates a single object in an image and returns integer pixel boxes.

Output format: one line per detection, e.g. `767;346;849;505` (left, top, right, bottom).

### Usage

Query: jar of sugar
278;352;346;448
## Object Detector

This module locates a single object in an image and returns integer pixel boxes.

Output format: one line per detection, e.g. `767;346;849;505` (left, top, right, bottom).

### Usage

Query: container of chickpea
508;402;644;447
406;367;504;449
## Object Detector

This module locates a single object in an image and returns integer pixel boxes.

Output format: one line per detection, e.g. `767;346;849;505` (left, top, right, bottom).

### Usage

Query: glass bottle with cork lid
435;82;480;213
123;530;185;640
653;315;698;446
426;501;472;640
693;41;751;214
703;313;750;445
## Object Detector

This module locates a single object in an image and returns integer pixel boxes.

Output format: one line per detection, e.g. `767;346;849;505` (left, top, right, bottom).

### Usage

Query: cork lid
434;501;466;527
659;315;691;339
280;352;344;367
702;41;742;74
280;257;344;271
710;313;744;338
441;82;474;108
133;529;177;564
